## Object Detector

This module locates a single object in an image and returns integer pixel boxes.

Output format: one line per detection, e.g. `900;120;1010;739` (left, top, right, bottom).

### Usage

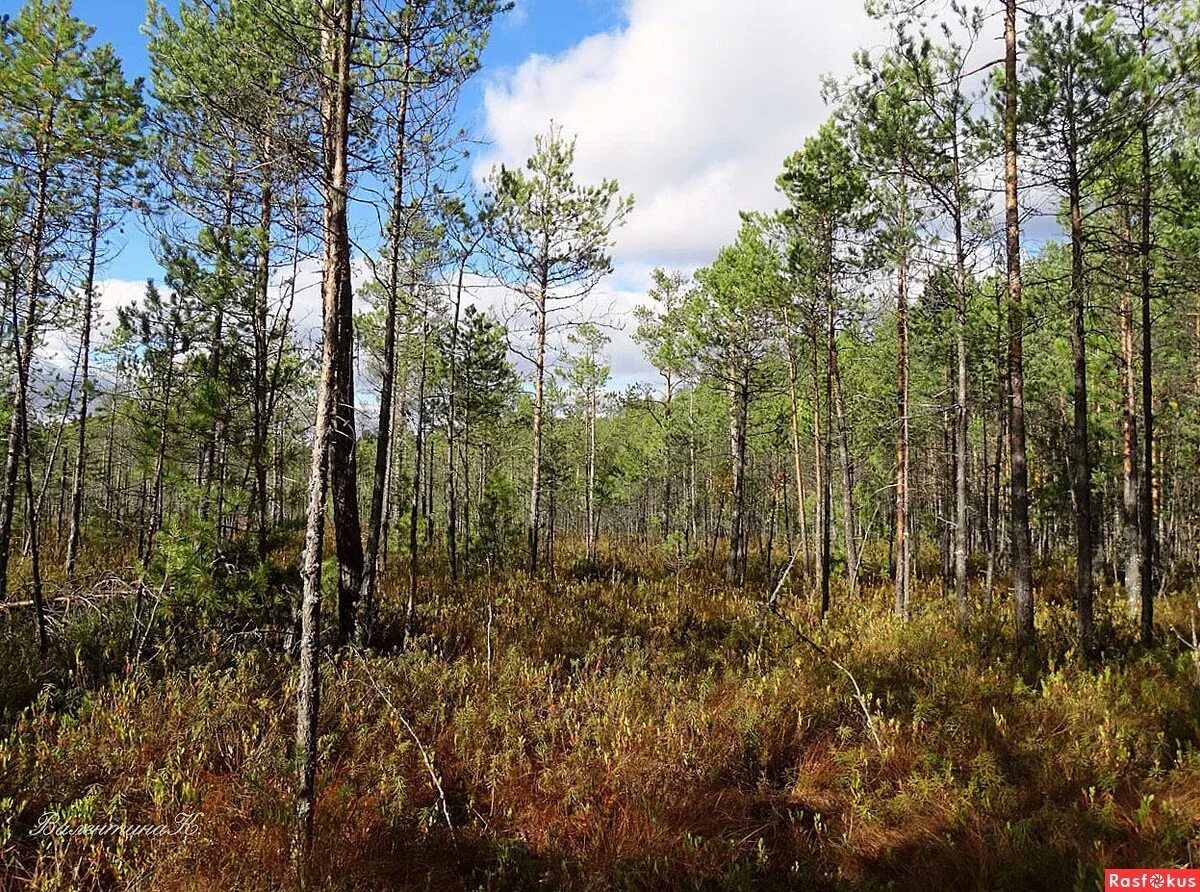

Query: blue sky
46;0;626;284
40;0;898;384
21;0;1028;386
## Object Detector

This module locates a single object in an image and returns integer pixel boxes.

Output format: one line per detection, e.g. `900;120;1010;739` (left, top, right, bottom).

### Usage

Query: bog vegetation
1;0;1200;889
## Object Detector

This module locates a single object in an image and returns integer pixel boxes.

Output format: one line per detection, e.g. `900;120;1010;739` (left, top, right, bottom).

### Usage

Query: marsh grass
1;547;1198;890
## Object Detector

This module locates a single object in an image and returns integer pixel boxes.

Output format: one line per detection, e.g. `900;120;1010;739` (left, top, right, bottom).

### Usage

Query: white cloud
34;278;145;390
92;277;148;327
475;0;886;385
439;272;644;388
477;0;885;274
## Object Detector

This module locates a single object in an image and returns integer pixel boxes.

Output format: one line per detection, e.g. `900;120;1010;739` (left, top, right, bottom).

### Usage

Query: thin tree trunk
462;412;472;565
586;381;597;561
360;25;411;638
406;317;429;637
1066;90;1095;654
1137;60;1155;644
27;346;77;554
18;364;45;658
330;233;363;647
894;165;911;621
821;306;833;617
830;335;858;594
1120;210;1142;619
146;330;178;556
661;370;673;540
200;161;234;528
56;444;68;542
986;278;1007;620
387;365;411;572
103;390;117;519
810;320;825;606
1005;0;1035;649
688;387;698;546
783;319;812;579
295;0;353;861
446;239;477;582
66;170;103;576
252;136;274;562
724;358;747;584
527;262;548;574
0;145;50;600
952;198;970;632
428;432;437;549
8;292;46;657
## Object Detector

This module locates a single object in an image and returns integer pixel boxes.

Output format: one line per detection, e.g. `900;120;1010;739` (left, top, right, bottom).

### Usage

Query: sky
45;0;911;389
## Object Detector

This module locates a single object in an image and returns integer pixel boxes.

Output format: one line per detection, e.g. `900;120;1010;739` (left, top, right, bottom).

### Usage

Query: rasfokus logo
1105;870;1200;889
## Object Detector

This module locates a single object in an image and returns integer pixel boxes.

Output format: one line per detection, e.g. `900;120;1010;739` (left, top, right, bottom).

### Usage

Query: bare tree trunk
830;335;858;594
25;315;77;554
661;371;673;540
146;329;178;556
360;26;411;637
387;366;411;573
724;359;748;584
688;387;698;546
1137;60;1155;644
66;171;103;576
446;228;479;583
0;147;50;601
56;444;68;543
982;398;995;602
586;381;597;561
783;319;812;579
461;410;472;564
764;480;777;586
894;165;911;621
1066;92;1094;654
424;433;434;547
986;279;1008;620
1120;210;1142;619
446;262;466;581
942;396;954;601
330;238;363;647
1005;0;1035;650
527;265;548;574
200;162;234;529
104;392;121;521
952;202;970;633
821;306;833;617
406;317;429;637
295;0;353;862
18;375;45;660
251;138;274;563
545;479;556;570
8;292;46;657
810;321;826;608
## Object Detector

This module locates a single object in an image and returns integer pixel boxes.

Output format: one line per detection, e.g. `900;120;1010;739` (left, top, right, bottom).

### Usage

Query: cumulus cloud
477;0;885;275
34;278;146;389
474;0;886;385
74;4;903;398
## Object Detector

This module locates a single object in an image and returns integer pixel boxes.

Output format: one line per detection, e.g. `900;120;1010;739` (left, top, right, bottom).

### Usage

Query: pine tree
485;125;632;575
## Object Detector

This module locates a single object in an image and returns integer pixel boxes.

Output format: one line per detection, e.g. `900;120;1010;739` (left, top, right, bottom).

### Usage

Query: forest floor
1;538;1199;890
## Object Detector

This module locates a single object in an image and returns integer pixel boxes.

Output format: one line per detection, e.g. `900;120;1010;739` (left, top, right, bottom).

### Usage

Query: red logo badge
1105;871;1200;890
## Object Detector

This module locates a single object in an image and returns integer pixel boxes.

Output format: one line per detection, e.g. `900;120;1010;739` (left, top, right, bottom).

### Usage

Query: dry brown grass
2;556;1199;890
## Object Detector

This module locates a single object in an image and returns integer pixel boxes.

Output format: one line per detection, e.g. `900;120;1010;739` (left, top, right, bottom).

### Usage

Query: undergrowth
1;545;1198;890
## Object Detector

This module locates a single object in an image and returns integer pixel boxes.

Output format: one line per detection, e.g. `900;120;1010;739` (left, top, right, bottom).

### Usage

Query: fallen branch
0;579;146;613
760;546;885;754
1168;595;1200;685
351;654;455;835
